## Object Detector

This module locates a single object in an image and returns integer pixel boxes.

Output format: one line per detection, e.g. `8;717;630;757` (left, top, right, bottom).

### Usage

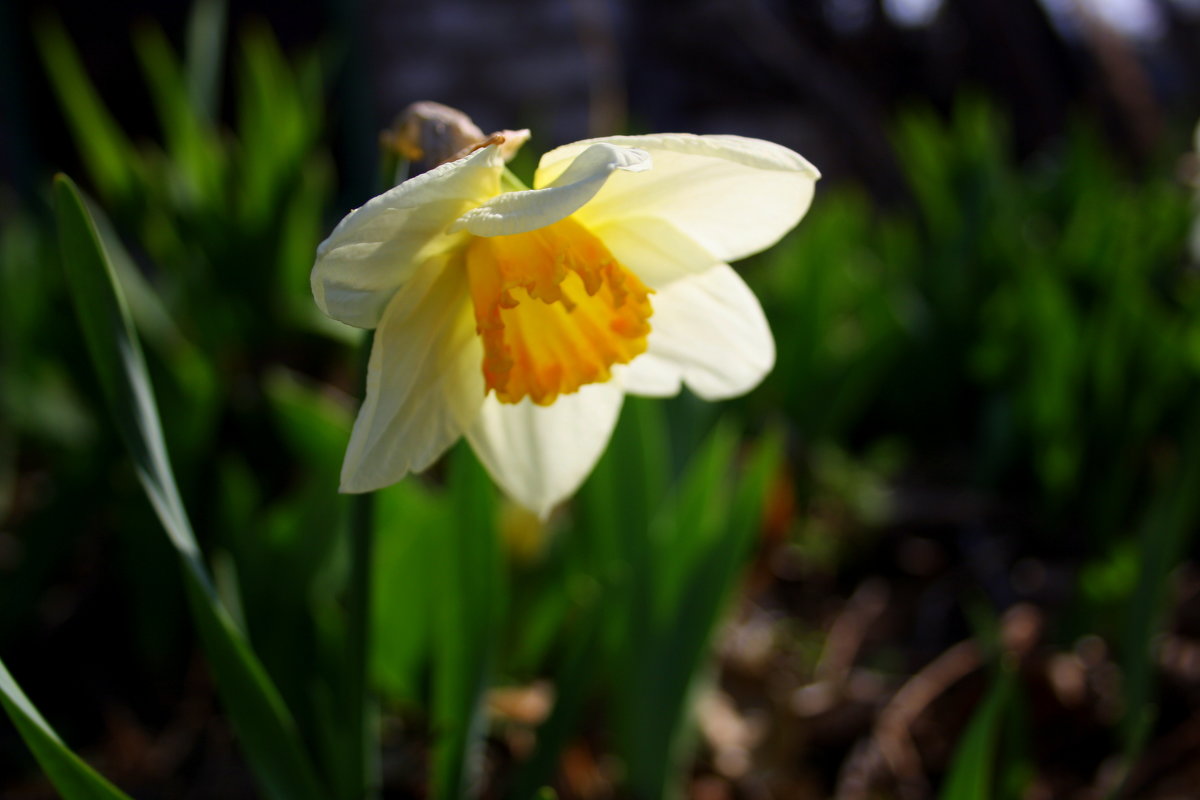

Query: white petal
611;360;680;398
340;254;484;492
590;215;722;289
495;128;532;161
312;144;504;329
465;381;625;517
622;265;774;400
536;134;819;265
450;142;650;237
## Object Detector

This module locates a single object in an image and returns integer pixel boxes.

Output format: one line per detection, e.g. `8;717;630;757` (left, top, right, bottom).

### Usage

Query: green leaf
576;395;670;685
132;23;224;204
53;174;327;800
1117;415;1200;775
431;443;503;800
508;581;604;800
939;663;1017;800
372;479;444;704
235;23;313;226
0;657;133;800
650;421;739;626
83;192;220;462
623;427;781;800
185;0;227;122
34;17;139;204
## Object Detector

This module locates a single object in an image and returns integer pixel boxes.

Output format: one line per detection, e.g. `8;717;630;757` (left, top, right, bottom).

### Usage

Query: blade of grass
650;421;739;625
509;580;604;800
132;23;223;203
939;662;1017;800
235;24;310;225
625;428;781;800
54;174;326;800
184;0;227;122
1113;413;1200;794
0;657;133;800
579;396;670;570
576;397;670;768
34;18;139;204
371;480;442;704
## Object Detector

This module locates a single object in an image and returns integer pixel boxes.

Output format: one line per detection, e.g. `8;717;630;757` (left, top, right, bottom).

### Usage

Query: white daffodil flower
312;132;819;516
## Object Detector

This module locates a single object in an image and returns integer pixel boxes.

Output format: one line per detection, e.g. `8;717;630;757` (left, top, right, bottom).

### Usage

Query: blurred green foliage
748;99;1200;794
755;100;1198;527
1;4;1199;798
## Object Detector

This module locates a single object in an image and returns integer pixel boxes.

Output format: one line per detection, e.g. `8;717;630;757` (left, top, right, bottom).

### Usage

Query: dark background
5;0;1199;206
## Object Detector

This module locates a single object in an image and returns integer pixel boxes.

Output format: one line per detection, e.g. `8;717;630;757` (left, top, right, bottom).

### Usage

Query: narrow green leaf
432;443;502;800
54;174;327;800
83;192;220;461
235;24;311;225
939;664;1017;800
0;657;133;800
372;480;442;703
55;174;191;552
34;17;139;203
132;23;224;203
624;428;781;800
508;576;605;799
185;0;227;122
651;421;739;625
666;429;782;680
577;396;670;678
1116;413;1200;784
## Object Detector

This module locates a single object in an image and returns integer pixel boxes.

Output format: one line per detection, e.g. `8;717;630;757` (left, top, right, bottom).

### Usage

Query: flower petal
340;254;484;492
450;142;650;238
312;144;504;329
536;134;819;266
621;264;774;400
589;215;722;289
465;380;625;517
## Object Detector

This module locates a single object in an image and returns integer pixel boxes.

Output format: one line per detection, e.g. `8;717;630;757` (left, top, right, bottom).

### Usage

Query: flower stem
345;135;402;798
501;166;530;192
346;331;379;800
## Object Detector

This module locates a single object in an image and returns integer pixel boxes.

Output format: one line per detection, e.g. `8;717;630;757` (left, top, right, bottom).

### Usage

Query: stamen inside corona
465;217;653;405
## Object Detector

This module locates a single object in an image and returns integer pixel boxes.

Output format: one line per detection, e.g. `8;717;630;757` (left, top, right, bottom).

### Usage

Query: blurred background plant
2;0;1200;798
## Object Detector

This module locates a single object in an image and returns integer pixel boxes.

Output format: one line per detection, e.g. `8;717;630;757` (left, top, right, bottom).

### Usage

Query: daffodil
312;131;819;516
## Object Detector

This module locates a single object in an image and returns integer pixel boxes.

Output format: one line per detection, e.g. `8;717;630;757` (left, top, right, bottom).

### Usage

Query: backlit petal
451;142;650;238
313;144;504;329
590;214;722;289
621;265;774;400
340;255;484;492
465;380;624;517
536;134;818;265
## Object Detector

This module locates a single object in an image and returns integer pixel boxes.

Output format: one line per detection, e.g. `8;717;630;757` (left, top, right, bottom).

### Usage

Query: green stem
501;166;529;192
346;331;378;800
338;138;410;800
